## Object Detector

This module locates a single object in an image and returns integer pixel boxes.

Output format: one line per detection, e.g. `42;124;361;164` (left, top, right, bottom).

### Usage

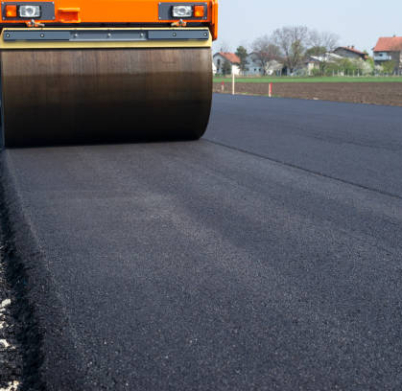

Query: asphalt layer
208;95;402;199
1;95;402;390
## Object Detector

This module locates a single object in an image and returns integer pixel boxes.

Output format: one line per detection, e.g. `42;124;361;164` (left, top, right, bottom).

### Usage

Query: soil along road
213;82;402;106
1;95;402;390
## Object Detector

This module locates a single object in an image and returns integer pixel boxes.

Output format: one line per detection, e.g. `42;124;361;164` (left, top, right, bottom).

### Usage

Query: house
213;52;241;75
243;53;262;75
333;46;368;61
212;61;217;75
305;53;343;75
245;53;283;76
213;51;284;76
305;57;321;74
373;36;402;72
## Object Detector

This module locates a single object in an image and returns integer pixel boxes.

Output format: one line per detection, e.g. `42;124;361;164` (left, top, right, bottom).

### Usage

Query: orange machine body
0;0;218;39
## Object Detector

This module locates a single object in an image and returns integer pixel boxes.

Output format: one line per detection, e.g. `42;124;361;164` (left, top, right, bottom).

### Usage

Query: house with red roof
213;52;283;76
373;36;402;73
213;52;241;75
333;46;368;61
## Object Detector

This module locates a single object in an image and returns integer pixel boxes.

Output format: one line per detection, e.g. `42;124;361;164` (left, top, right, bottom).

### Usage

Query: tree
235;46;249;74
301;29;339;76
218;42;231;52
383;60;396;74
351;58;373;76
222;60;232;75
309;30;339;52
337;58;357;75
305;46;327;58
366;56;375;73
272;26;309;73
251;35;282;75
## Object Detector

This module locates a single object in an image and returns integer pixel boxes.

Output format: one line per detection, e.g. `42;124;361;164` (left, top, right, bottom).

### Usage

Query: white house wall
242;55;282;76
213;53;282;76
213;54;241;75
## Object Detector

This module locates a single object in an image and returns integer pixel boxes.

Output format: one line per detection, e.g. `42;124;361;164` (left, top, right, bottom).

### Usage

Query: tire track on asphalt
204;138;402;202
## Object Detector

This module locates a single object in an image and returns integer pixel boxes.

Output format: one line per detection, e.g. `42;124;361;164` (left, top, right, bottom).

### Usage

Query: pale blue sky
213;0;402;53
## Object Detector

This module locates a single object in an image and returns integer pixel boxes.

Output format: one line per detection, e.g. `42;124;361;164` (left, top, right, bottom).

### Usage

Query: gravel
0;238;21;391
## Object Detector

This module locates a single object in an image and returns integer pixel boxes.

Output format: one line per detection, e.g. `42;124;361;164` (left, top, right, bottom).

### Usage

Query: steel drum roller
1;47;212;147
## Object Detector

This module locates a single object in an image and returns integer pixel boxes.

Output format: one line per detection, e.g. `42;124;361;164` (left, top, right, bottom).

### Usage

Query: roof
308;53;343;63
306;57;321;64
335;46;367;57
374;37;402;52
215;52;241;64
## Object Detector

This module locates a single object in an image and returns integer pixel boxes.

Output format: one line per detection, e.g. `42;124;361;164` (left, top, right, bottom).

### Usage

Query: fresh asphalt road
2;94;402;390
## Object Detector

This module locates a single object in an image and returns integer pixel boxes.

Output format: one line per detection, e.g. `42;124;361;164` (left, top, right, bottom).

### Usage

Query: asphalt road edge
0;152;90;391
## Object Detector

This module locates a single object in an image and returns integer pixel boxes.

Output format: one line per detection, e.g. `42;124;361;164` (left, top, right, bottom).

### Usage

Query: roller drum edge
0;47;212;147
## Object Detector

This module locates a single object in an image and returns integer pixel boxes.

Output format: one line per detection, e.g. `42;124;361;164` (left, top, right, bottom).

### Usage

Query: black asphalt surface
1;94;402;390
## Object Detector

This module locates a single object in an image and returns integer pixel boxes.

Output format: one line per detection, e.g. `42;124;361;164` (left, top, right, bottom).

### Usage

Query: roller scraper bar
0;27;212;48
3;28;210;42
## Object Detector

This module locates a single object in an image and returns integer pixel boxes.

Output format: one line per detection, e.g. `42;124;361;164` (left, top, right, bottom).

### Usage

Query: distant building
305;53;343;75
373;36;402;73
245;53;282;76
333;46;368;61
213;52;283;76
244;53;262;75
305;57;321;74
213;52;241;75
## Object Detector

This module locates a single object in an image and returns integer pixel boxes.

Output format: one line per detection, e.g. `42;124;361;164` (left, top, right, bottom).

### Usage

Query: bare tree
272;26;309;73
213;41;231;53
251;35;282;75
309;30;339;52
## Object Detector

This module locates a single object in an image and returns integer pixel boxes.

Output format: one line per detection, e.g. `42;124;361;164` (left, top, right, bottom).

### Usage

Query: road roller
0;0;218;147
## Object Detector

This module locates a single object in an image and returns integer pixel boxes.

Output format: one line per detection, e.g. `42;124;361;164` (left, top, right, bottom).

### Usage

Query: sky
213;0;402;54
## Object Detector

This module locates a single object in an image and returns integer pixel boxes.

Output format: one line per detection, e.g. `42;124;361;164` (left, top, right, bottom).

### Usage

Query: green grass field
213;76;402;83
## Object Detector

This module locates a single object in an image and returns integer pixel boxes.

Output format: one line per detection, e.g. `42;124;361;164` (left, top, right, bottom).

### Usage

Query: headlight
172;5;192;18
19;5;41;18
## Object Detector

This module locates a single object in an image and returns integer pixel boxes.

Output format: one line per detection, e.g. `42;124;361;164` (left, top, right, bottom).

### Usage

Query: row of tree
228;26;340;75
310;57;396;76
220;26;397;76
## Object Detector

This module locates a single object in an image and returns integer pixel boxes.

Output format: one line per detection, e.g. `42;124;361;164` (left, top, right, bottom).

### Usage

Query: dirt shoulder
213;82;402;107
0;229;21;391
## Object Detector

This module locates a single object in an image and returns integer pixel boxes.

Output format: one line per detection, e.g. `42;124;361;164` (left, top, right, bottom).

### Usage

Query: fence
218;74;274;97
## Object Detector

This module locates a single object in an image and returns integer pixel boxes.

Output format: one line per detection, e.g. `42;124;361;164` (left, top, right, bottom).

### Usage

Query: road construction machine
0;0;218;147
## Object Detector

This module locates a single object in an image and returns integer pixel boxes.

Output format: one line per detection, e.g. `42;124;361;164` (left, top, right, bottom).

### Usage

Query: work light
172;5;192;17
19;5;41;18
